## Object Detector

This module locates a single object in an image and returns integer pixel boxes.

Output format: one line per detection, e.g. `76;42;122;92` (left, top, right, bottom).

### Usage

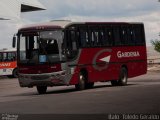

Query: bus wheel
36;86;47;94
86;82;94;89
118;67;128;86
111;80;119;86
13;68;18;78
75;72;86;90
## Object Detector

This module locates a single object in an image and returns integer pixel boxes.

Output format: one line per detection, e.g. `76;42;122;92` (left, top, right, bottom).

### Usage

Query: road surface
0;71;160;119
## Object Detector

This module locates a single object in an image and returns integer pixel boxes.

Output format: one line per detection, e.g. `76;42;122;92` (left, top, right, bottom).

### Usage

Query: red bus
14;21;147;94
0;48;18;78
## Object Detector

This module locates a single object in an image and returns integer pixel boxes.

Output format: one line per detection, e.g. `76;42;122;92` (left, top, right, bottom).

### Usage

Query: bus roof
19;20;73;31
19;20;143;32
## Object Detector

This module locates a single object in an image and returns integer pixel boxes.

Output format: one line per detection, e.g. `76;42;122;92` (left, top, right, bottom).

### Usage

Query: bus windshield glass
19;30;65;64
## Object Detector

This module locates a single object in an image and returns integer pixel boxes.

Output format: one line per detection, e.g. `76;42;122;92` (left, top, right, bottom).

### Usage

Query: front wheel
36;86;47;94
13;68;18;78
7;68;18;78
86;82;94;89
75;72;86;90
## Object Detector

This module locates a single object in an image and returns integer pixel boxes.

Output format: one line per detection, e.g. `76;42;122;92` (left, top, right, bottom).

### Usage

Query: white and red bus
14;21;147;94
0;48;18;78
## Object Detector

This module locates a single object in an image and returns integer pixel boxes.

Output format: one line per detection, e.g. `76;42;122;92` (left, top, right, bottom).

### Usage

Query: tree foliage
151;40;160;53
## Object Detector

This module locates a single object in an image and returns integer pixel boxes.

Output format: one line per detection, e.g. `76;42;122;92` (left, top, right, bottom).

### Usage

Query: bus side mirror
12;34;16;48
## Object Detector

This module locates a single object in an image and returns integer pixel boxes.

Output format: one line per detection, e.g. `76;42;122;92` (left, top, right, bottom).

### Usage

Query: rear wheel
36;86;47;94
111;67;128;86
111;80;119;86
118;67;128;86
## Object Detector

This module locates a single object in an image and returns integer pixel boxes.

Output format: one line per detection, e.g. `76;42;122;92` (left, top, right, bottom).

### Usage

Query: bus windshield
19;30;66;64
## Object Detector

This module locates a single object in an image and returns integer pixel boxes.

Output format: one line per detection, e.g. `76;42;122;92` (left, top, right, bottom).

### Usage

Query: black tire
111;67;128;86
7;75;14;78
13;68;18;78
86;82;94;89
75;72;86;90
118;67;128;86
111;80;119;86
7;68;18;78
36;86;47;94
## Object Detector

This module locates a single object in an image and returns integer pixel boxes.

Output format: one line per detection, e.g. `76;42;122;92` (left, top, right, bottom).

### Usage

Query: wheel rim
120;69;127;84
79;74;85;89
80;74;85;83
122;73;126;82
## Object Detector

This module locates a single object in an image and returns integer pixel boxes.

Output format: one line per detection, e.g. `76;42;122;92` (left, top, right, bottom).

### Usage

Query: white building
0;0;45;20
147;46;160;64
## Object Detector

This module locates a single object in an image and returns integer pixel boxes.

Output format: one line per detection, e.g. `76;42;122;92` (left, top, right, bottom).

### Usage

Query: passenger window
89;27;100;47
79;28;89;47
99;28;106;46
113;26;121;46
127;27;135;46
105;26;113;46
133;25;144;45
120;26;128;46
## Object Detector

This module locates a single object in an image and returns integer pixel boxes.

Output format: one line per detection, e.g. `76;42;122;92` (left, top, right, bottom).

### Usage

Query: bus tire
111;80;119;86
36;86;47;94
118;67;128;86
75;72;86;90
7;75;14;78
86;82;94;89
13;68;18;78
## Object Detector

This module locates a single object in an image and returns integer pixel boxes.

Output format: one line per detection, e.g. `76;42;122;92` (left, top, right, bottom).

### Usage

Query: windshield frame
17;29;66;65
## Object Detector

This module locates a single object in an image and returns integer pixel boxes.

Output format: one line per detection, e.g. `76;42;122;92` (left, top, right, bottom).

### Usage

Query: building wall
0;0;45;20
147;46;160;64
21;0;45;10
0;0;20;20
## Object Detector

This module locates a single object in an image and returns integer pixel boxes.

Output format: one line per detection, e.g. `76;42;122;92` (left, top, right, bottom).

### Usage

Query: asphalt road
0;71;160;119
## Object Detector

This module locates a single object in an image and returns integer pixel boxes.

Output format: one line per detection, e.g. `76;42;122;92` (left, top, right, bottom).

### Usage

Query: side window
133;25;145;45
79;27;89;47
0;53;3;62
89;26;101;47
105;26;113;46
118;25;134;46
3;53;7;61
113;26;121;46
120;26;128;46
99;28;107;46
127;27;135;46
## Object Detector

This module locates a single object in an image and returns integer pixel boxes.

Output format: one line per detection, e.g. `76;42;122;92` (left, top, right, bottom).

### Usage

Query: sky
0;0;160;49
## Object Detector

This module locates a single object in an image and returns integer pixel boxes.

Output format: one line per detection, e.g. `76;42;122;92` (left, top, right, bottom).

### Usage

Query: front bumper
18;71;71;87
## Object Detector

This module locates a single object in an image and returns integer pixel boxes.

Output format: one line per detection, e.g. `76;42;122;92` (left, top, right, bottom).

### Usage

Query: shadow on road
5;83;136;97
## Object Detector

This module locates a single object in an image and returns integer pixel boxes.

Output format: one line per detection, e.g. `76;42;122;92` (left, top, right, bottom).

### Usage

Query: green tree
151;39;160;53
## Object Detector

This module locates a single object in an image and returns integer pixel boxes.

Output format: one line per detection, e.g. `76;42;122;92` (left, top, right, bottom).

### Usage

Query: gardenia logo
117;51;140;58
